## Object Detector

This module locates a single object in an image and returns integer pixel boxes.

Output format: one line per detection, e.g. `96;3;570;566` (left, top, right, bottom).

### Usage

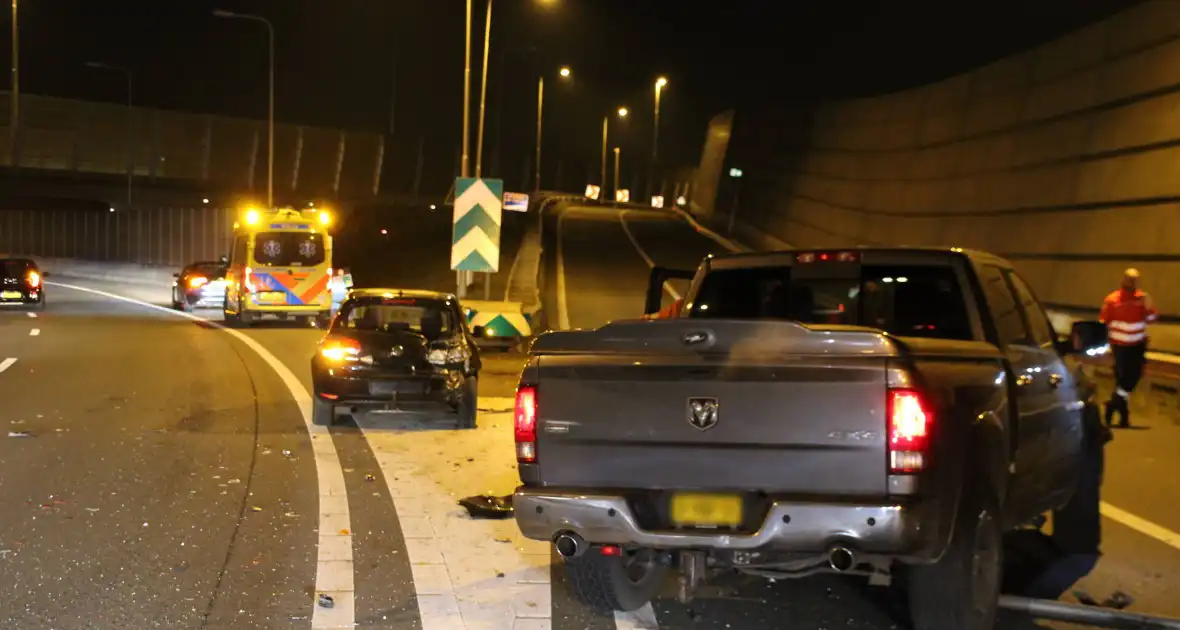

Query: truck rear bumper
513;488;945;562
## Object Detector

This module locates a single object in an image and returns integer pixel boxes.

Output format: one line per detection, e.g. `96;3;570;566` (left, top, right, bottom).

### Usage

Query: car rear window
189;263;225;278
335;298;455;339
690;263;973;341
1;259;33;278
253;232;325;266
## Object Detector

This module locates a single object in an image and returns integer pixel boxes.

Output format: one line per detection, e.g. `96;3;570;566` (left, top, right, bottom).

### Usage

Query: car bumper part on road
513;488;943;561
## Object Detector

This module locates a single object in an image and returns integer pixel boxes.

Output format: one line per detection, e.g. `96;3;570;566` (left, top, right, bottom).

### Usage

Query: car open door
644;266;695;316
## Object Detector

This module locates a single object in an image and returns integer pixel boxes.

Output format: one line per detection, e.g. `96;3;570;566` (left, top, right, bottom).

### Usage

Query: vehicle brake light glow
189;276;209;289
244;267;256;293
888;388;931;474
319;336;362;362
797;251;859;264
514;386;539;463
26;271;40;288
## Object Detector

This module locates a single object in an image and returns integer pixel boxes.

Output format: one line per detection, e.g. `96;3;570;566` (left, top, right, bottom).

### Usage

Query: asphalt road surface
2;201;1180;629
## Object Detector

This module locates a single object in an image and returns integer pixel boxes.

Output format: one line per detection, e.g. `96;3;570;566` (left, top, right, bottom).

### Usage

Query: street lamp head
656;77;668;88
559;66;571;78
617;107;628;118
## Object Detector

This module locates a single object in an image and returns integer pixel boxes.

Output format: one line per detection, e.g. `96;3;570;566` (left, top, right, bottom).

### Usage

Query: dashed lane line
0;358;15;373
46;281;357;629
29;328;40;337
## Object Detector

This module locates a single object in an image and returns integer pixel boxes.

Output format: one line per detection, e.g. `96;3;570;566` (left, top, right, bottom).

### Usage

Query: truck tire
564;549;665;613
907;491;1002;630
312;397;336;427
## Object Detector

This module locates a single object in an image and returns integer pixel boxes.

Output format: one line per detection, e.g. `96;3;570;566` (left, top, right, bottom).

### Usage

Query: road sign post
451;177;503;299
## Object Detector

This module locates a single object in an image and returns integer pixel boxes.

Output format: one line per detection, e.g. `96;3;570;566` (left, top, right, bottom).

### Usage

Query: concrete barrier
29;256;176;286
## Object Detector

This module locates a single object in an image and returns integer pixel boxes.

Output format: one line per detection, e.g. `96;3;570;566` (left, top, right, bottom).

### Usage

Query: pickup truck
512;247;1107;630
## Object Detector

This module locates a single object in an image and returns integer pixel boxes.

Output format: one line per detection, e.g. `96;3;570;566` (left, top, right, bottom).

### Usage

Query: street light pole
461;0;472;179
474;0;492;177
612;147;621;206
649;77;666;202
10;0;18;155
85;62;133;210
535;75;543;192
213;9;275;208
600;115;608;194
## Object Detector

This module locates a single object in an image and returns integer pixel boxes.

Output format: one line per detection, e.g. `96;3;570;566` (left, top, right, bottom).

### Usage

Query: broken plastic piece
458;494;514;519
317;593;334;609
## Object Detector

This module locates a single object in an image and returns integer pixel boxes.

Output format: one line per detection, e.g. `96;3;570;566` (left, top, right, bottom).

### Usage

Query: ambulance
222;206;334;327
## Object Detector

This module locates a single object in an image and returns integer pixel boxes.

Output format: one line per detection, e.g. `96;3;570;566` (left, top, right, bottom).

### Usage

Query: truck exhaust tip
828;547;855;572
554;532;587;559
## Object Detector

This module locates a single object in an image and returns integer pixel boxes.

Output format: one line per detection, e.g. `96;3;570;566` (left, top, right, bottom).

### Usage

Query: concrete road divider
26;256;176;286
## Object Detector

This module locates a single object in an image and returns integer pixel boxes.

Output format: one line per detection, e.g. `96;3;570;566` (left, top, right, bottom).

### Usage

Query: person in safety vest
643;298;684;320
1099;268;1158;428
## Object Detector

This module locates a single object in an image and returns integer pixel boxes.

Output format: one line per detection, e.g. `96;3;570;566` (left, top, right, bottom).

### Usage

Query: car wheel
907;489;1002;630
564;548;666;613
455;375;478;429
312;396;336;426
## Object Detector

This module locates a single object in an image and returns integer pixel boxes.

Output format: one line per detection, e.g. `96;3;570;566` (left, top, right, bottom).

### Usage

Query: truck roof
703;246;1013;270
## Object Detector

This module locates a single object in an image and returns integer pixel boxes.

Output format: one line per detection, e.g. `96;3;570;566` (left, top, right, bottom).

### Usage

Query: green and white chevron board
463;300;533;338
451;177;503;273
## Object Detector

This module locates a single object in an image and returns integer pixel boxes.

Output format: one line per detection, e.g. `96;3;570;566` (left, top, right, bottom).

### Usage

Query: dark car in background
0;258;47;309
310;289;484;428
172;260;228;312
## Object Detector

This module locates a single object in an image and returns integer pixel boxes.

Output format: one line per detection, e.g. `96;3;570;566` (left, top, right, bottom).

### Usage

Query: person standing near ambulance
1099;268;1158;428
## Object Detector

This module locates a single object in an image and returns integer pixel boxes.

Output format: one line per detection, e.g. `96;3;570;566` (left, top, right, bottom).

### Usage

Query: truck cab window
979;264;1032;347
1005;271;1056;348
691;263;973;341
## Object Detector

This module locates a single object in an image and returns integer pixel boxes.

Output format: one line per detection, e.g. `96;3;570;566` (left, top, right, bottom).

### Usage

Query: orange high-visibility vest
1100;289;1158;346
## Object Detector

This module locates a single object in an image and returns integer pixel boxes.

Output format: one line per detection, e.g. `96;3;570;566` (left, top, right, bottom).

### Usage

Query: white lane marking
26;312;36;318
360;399;552;629
46;281;356;629
618;211;680;301
555;209;572;330
1101;502;1180;551
616;606;660;629
29;328;39;337
0;358;16;373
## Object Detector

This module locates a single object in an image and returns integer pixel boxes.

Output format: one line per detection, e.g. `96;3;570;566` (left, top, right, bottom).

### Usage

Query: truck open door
644;266;695;316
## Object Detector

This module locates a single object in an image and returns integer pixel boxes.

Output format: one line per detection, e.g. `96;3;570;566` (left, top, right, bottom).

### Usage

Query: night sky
6;0;1137;194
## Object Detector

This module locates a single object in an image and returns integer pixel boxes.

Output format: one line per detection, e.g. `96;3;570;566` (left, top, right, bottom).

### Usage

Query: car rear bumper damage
513;488;945;563
314;369;465;408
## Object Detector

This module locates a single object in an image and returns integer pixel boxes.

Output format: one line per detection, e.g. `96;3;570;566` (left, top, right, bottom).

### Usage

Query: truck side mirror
1069;320;1108;356
645;266;696;315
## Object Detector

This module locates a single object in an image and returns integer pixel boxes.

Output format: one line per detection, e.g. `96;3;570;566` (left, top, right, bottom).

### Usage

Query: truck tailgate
530;319;898;496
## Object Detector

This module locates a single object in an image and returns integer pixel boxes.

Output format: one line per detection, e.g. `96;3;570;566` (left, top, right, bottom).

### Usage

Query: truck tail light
888;388;931;474
796;251;859;264
244;267;256;293
514;385;538;463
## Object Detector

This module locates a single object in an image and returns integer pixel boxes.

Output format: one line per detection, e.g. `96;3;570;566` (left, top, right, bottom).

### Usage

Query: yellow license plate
1;291;22;299
257;291;286;303
669;493;743;527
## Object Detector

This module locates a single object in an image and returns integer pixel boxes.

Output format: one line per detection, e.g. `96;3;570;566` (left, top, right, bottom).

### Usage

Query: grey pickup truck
512;247;1108;630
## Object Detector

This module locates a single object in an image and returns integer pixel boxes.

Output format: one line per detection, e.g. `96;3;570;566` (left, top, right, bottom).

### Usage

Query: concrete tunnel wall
695;0;1180;316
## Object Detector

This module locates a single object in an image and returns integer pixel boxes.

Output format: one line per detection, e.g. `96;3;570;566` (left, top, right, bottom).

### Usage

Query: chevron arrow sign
451;177;503;272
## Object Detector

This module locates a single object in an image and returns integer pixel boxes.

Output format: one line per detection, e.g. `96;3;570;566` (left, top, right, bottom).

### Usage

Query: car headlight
428;346;468;366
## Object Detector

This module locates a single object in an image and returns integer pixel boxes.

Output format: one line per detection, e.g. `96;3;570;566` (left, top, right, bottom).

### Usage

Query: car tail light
514;386;538;463
189;276;209;289
26;270;40;289
796;251;859;264
319;336;362;362
887;388;931;474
